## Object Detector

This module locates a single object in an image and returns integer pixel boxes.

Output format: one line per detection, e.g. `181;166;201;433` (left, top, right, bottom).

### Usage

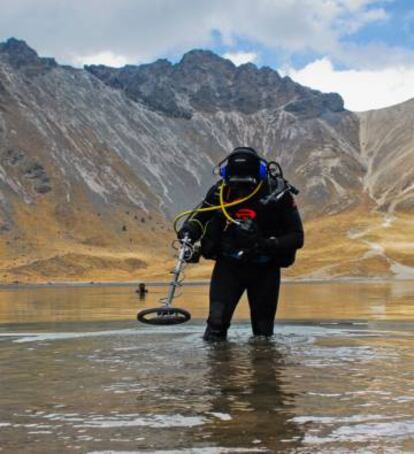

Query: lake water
1;281;414;453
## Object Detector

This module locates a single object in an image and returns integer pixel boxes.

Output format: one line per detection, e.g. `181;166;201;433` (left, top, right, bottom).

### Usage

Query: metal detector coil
137;307;191;325
137;235;193;325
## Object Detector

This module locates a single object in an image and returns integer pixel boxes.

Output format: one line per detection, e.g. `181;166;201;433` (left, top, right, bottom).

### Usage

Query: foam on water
0;322;404;345
303;419;414;444
73;414;205;429
89;449;268;453
0;325;201;343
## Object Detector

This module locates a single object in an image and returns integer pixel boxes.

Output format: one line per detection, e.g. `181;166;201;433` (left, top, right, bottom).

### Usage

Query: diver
176;147;304;341
136;282;148;300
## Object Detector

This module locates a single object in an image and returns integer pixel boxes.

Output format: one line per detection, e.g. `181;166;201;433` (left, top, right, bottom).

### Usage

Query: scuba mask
217;147;268;185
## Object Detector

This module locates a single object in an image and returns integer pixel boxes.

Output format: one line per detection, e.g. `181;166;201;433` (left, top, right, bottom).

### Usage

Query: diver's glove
256;236;280;254
235;218;260;250
177;221;202;243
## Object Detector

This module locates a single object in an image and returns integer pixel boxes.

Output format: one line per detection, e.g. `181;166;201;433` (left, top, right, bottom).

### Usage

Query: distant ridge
85;48;344;119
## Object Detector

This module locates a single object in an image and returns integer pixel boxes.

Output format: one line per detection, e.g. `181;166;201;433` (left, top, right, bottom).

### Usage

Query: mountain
359;98;414;213
0;38;413;282
0;38;173;282
85;50;364;219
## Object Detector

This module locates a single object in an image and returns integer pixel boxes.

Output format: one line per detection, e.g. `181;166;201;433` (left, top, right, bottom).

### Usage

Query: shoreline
1;276;414;290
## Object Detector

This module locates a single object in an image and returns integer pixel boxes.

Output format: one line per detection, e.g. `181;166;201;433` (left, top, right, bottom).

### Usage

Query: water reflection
201;340;303;451
2;280;414;325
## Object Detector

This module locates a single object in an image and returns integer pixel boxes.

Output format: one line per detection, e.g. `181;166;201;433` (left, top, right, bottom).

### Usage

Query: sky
0;0;413;111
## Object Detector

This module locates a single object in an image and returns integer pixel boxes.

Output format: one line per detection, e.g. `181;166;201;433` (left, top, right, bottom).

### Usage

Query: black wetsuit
185;180;304;340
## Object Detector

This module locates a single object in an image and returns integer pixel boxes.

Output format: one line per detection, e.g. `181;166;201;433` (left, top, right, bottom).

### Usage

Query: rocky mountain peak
179;48;235;71
0;38;38;61
86;49;345;119
0;37;57;75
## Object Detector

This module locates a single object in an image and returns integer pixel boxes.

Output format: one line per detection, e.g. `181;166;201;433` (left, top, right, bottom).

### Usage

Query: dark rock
0;223;11;233
34;182;52;194
23;162;51;193
142;84;191;119
0;38;39;65
180;49;235;69
285;93;344;119
0;80;7;96
86;48;345;119
2;149;25;166
86;61;191;118
24;162;47;179
0;37;57;76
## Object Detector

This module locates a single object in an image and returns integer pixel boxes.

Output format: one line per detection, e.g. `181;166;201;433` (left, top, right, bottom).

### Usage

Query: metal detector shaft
164;235;191;307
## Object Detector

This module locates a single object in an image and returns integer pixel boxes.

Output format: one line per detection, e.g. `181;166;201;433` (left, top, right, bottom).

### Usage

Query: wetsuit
181;180;304;340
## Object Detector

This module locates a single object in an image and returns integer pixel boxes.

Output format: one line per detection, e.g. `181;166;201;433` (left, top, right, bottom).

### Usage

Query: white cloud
282;58;414;111
72;51;130;67
222;51;257;66
338;8;387;36
0;0;405;69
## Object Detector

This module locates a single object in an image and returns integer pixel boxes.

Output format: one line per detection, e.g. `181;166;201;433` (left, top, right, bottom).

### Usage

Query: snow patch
361;241;385;259
390;261;414;279
382;215;395;228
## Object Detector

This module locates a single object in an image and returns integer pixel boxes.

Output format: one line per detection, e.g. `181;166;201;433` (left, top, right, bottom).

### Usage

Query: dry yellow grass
0;193;173;283
1;197;413;283
287;207;414;279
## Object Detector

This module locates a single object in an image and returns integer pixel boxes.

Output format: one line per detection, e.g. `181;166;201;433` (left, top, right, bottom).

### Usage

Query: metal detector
137;235;192;325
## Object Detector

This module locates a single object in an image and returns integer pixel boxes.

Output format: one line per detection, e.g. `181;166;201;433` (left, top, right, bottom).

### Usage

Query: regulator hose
172;181;263;233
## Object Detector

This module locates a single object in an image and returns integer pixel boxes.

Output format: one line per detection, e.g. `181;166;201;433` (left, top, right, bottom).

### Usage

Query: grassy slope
1;194;413;283
0;194;173;283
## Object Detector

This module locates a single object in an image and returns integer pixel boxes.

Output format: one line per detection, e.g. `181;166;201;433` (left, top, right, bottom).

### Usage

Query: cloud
222;51;257;66
282;57;414;111
0;0;404;68
72;51;130;67
0;0;218;65
335;4;388;35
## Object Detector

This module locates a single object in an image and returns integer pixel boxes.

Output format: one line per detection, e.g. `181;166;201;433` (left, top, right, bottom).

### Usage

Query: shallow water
1;281;414;453
1;280;414;324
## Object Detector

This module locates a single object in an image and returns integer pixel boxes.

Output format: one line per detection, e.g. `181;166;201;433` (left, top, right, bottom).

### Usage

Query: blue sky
0;0;413;111
346;0;413;49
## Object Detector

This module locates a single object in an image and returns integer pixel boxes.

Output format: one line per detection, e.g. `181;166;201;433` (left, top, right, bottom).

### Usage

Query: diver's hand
237;231;259;250
256;236;280;254
235;219;260;250
177;221;201;243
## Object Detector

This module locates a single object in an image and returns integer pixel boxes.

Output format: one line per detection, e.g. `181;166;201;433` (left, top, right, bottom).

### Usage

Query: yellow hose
219;182;240;225
173;181;263;233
